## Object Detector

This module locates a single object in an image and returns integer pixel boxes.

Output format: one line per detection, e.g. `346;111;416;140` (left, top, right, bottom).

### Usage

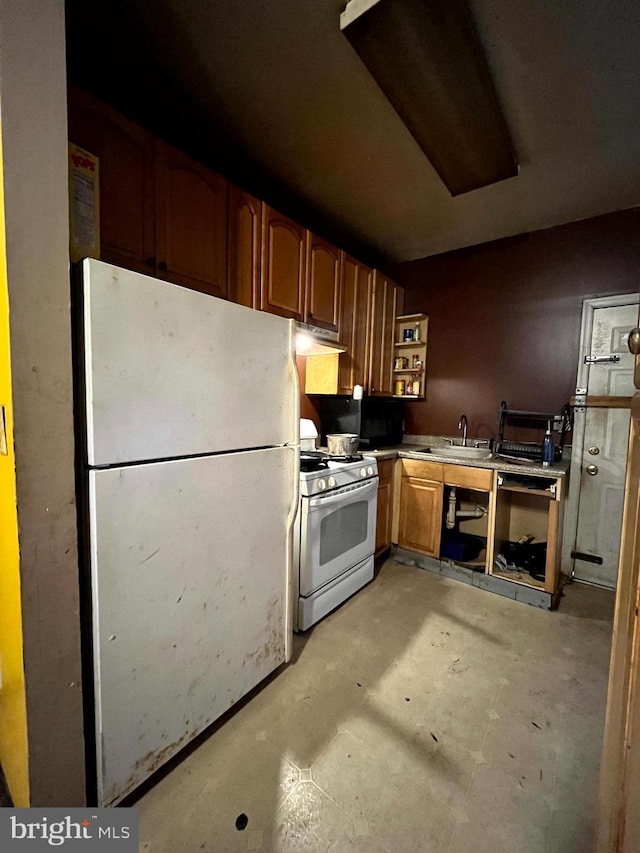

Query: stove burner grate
300;451;329;472
327;453;365;463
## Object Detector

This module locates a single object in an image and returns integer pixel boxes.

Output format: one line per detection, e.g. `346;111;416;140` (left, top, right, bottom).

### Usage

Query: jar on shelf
395;379;406;396
412;354;422;369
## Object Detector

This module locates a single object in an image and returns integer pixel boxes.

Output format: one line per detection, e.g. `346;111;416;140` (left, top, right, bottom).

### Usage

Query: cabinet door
67;87;155;274
369;272;401;396
155;140;228;297
398;477;443;557
227;185;261;308
375;476;392;556
375;459;395;556
261;207;306;321
305;234;341;331
338;255;372;394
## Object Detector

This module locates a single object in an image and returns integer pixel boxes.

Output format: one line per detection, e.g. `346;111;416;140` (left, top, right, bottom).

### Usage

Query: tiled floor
135;559;615;852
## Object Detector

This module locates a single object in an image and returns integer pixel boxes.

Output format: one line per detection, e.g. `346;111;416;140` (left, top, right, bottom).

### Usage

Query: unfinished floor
135;559;615;852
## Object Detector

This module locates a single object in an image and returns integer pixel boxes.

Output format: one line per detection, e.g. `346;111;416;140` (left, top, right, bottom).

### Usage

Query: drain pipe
446;486;487;530
456;502;488;520
446;487;457;529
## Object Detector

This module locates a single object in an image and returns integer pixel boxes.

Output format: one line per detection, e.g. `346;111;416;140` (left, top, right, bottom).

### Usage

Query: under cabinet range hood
295;322;347;356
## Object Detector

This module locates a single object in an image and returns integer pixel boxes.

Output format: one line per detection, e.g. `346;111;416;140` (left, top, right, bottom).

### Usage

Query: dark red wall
394;208;640;440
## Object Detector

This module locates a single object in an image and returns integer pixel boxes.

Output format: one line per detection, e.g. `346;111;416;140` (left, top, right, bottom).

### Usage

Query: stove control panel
300;456;378;497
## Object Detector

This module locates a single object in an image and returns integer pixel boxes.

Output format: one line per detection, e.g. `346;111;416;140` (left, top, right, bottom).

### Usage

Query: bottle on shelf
542;421;554;467
414;322;421;343
411;375;421;396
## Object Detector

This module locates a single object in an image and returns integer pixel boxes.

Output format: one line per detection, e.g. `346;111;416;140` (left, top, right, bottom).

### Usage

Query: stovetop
299;454;378;497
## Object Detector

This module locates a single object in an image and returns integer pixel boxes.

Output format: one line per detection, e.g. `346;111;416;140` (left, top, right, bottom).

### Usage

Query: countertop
366;444;570;478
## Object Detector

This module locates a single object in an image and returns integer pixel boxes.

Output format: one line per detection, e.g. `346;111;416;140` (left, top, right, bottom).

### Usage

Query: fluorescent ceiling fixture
341;0;518;195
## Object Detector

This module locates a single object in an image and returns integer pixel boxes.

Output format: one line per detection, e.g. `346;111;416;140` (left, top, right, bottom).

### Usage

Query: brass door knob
629;328;640;355
586;464;599;476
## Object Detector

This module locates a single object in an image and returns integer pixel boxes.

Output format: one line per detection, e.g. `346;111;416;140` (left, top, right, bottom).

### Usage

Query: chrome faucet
458;414;468;447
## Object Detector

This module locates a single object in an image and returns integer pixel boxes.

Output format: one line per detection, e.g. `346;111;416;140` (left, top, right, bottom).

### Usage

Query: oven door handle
308;477;378;508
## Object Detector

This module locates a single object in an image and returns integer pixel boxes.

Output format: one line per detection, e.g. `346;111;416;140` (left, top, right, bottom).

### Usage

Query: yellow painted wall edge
0;113;29;806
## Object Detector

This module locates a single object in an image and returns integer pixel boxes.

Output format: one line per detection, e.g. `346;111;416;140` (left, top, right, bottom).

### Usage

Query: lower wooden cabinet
394;456;567;598
375;459;395;557
398;475;444;558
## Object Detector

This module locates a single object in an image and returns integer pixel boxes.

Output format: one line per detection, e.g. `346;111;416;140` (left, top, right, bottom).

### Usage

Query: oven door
299;477;378;596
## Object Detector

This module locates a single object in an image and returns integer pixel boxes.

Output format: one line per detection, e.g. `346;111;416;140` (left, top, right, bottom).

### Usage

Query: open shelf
498;484;554;499
498;473;557;497
394;313;428;400
491;475;563;594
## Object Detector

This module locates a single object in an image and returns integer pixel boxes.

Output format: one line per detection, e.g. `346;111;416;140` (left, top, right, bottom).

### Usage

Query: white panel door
82;259;296;465
573;304;637;586
88;446;295;805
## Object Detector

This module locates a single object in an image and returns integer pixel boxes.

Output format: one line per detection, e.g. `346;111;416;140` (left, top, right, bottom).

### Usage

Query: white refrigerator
78;259;299;806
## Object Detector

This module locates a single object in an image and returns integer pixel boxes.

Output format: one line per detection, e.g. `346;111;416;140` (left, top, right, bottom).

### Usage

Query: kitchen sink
435;446;493;460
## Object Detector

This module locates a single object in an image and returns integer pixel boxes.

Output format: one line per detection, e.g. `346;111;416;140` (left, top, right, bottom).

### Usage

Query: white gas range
295;421;378;631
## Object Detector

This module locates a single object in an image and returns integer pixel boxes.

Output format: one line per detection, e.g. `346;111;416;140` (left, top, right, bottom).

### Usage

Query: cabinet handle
158;261;168;271
146;257;155;267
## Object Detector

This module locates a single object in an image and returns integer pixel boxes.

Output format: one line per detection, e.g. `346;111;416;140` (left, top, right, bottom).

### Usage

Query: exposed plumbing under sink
446;486;488;530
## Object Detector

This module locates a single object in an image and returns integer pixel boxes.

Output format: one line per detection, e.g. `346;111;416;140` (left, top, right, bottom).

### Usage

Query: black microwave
317;397;404;449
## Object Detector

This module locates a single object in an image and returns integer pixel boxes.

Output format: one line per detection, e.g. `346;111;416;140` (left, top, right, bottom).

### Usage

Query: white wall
0;0;85;804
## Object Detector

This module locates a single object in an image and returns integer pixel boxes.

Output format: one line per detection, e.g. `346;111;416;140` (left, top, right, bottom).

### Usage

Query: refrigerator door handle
285;320;301;661
288;318;301;442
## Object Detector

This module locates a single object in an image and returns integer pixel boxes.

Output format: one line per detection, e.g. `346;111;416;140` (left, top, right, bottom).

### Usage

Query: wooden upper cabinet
261;207;306;321
369;272;404;396
67;87;155;274
227;185;261;309
338;255;372;394
154;139;228;298
305;234;341;331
